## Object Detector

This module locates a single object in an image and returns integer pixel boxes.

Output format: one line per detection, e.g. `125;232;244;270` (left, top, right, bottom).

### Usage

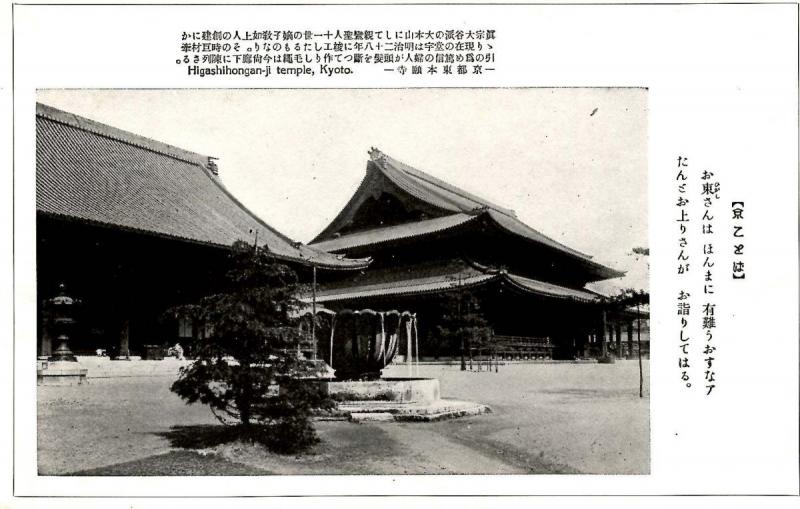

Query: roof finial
207;156;219;176
368;147;386;164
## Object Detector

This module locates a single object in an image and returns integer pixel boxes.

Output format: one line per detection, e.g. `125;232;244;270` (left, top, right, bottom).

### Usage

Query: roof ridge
373;149;517;218
36;102;211;168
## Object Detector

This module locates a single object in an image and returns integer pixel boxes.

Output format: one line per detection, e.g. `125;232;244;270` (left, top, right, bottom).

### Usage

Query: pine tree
168;240;332;452
434;290;493;371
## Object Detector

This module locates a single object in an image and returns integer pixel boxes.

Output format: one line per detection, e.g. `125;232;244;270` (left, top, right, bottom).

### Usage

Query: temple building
36;103;369;359
309;148;640;360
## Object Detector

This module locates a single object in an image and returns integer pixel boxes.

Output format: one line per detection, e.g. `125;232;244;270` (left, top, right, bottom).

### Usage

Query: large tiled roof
373;151;600;260
35;103;369;270
309;259;599;304
312;148;623;281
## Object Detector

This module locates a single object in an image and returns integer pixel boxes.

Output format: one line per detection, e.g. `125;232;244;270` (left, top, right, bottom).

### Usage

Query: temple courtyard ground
38;361;649;475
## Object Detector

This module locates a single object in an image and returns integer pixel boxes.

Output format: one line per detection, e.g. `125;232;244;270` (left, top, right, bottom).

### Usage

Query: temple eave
310;209;623;282
311;269;599;305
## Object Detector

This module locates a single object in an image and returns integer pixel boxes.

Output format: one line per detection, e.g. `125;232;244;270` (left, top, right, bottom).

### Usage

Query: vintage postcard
3;1;799;506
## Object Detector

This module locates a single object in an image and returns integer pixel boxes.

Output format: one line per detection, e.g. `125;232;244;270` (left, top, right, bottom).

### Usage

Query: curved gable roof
36;103;369;270
376;151;517;218
311;148;622;280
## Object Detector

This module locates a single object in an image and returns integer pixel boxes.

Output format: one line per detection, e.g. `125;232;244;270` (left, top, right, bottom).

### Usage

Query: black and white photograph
34;88;649;476
5;2;799;504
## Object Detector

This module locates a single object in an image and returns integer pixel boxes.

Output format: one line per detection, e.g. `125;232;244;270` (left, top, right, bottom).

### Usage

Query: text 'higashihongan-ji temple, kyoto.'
35;103;370;359
309;148;646;361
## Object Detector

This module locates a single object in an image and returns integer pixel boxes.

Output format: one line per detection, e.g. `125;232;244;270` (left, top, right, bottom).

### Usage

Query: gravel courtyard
38;360;649;475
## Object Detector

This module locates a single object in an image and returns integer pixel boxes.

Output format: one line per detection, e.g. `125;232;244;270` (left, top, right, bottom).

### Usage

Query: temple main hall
36;103;368;359
309;148;636;361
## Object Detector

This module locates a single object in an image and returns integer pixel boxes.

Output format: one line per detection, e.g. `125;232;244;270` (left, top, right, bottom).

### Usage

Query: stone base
317;377;440;404
310;376;489;423
349;412;396;422
339;399;491;422
37;360;88;386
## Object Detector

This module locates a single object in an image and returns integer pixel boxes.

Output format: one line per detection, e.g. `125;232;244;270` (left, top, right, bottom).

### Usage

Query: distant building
36;103;368;358
310;148;639;360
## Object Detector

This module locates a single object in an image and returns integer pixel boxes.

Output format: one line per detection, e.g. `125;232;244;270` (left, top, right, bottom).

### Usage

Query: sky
37;88;648;292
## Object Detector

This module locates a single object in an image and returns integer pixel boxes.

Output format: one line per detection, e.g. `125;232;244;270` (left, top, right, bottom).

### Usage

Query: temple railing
486;334;554;360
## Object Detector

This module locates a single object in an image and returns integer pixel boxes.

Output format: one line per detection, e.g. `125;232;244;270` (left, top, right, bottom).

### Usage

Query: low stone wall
37;356;191;379
37;361;89;386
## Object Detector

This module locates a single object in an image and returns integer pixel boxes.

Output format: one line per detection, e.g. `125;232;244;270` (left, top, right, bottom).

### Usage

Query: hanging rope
405;316;413;377
328;314;336;368
413;314;419;376
378;312;386;366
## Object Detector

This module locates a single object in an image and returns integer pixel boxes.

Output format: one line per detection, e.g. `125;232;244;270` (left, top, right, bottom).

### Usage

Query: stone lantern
37;283;88;385
48;284;78;362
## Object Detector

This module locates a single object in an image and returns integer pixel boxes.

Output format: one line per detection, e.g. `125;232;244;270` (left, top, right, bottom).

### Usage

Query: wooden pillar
600;311;608;357
615;323;622;358
627;321;634;359
116;318;130;360
40;329;53;357
40;303;53;357
574;324;585;360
